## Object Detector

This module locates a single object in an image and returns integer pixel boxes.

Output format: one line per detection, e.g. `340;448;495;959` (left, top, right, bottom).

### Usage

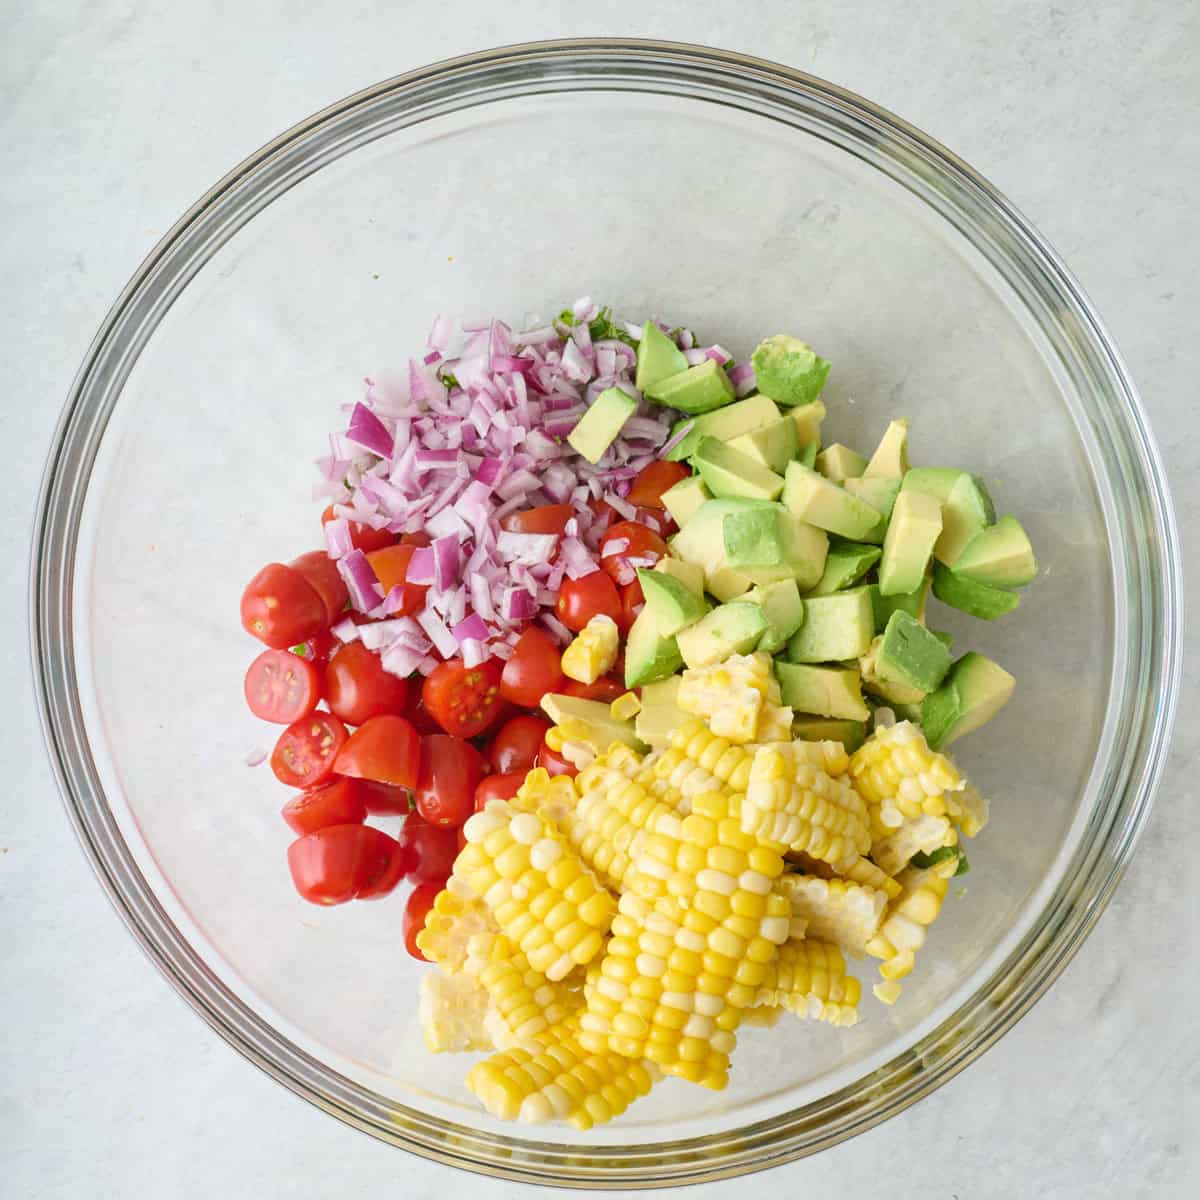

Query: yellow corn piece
865;863;951;995
784;850;902;900
561;614;620;685
949;781;990;838
654;719;754;800
466;1012;660;1128
457;802;617;981
677;653;773;743
753;937;862;1026
510;766;579;823
610;691;642;721
849;721;965;834
743;741;871;868
775;873;888;958
475;933;583;1048
418;970;495;1054
416;885;498;972
870;812;956;877
543;726;565;752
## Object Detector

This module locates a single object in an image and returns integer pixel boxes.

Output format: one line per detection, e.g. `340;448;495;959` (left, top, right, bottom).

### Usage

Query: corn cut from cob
775;873;888;958
561;615;620;685
849;721;965;834
753;937;862;1026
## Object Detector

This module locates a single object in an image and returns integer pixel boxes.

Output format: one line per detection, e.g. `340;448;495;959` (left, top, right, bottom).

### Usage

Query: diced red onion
660;419;696;457
332;616;361;643
729;361;756;396
453;613;490;645
338;549;384;612
603;492;637;521
323;517;353;559
405;545;435;585
346;402;394;458
427;313;454;351
433;535;460;589
705;344;732;365
244;747;267;767
497;530;559;565
416;609;459;659
501;587;537;621
540;613;572;643
381;643;427;679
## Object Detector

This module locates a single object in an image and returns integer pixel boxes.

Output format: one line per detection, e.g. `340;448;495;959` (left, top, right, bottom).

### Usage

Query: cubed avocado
723;507;785;568
921;652;1016;749
541;694;647;752
844;476;901;526
782;461;884;541
774;661;870;720
866;577;930;632
952;515;1037;587
878;490;942;595
635;677;685;748
785;587;874;663
864;419;910;479
729;416;800;473
675;602;767;669
653;556;705;596
934;473;996;566
874;610;953;693
566;386;636;464
646;358;735;414
860;635;926;705
931;629;954;651
745;578;805;653
797;442;819;469
791;715;867;752
660;475;711;527
664;394;779;461
635;320;689;393
670;498;768;571
694;438;785;501
707;567;753;602
636;567;706;636
816;444;867;484
784;398;826;448
807;542;882;596
623;606;683;687
750;335;831;407
740;512;828;591
931;561;1020;619
901;467;964;504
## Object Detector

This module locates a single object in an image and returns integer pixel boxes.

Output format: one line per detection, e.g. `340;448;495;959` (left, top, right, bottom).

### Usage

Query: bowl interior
72;85;1111;1147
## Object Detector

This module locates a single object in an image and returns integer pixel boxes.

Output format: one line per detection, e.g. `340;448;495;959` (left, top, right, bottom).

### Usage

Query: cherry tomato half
500;627;566;708
290;628;339;669
403;686;443;736
600;521;669;586
322;505;396;554
537;737;578;779
287;824;408;905
396;815;458;884
333;715;422;788
358;779;415;816
500;504;573;537
244;648;320;724
414;734;487;827
560;675;626;703
324;641;410;727
556;571;621;633
628;460;691;509
487;714;551;774
280;778;368;836
289;551;349;626
422;658;504;738
403;881;442;959
364;543;429;617
474;771;527;810
618;578;644;635
241;562;327;649
270;712;348;788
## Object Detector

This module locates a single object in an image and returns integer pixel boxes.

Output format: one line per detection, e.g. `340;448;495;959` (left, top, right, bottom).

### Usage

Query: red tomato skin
500;504;574;536
270;712;348;789
628;461;691;508
289;551;350;626
397;816;458;884
500;627;566;708
618;578;644;635
281;778;368;836
333;715;422;788
286;824;405;905
414;734;488;827
364;544;428;617
241;563;327;649
422;658;504;738
358;779;414;816
487;715;551;774
474;771;527;810
324;641;410;727
403;687;443;736
322;506;395;554
404;882;443;959
560;675;626;703
556;572;622;633
537;738;578;778
600;521;669;586
290;628;339;669
244;649;320;724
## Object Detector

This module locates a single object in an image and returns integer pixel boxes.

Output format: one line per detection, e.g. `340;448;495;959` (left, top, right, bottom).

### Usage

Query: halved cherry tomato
556;571;621;632
537;737;578;778
415;734;487;827
561;675;626;703
286;824;407;905
289;551;349;626
403;686;443;736
628;460;691;508
322;505;395;554
324;641;410;727
589;496;668;534
487;715;551;774
271;712;348;788
397;814;458;884
364;544;429;617
358;780;415;816
244;649;320;724
500;504;573;537
290;628;339;669
333;714;421;787
241;563;327;649
474;771;527;810
500;627;566;708
281;778;368;836
600;521;669;586
618;578;644;634
404;882;442;959
422;658;504;738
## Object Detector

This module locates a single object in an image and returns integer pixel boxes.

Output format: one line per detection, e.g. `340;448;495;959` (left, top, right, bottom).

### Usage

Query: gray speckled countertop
2;3;1195;1197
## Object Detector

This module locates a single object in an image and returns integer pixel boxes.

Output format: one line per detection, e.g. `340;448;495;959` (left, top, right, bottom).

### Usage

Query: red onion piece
346;402;394;458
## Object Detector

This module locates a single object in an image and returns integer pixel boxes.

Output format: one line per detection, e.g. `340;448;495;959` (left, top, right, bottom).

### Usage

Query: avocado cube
791;715;867;752
723;507;785;568
874;610;953;693
623;606;683;687
860;634;927;705
921;652;1016;749
660;475;711;527
745;578;805;653
934;473;996;566
635;320;688;393
774;662;870;720
901;467;965;504
653;556;705;596
664;394;779;461
931;561;1020;619
566;386;636;464
636;568;706;636
796;442;819;469
729;416;800;474
675;603;767;669
952;515;1037;587
844;476;901;527
694;438;785;501
878;490;942;595
785;588;874;663
784;399;826;448
706;567;753;602
646;358;735;414
816;444;867;484
635;677;685;748
807;543;881;596
736;511;828;591
866;577;929;632
864;419;910;479
750;335;831;407
782;461;885;541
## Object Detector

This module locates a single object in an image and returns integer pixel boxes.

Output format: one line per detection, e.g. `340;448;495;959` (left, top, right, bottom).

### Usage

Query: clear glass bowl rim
29;39;1182;1188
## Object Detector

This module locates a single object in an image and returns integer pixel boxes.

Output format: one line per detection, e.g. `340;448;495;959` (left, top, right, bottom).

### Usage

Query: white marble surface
1;3;1195;1197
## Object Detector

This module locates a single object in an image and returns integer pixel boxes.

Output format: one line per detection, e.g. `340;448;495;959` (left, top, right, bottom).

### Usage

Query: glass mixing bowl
31;40;1181;1187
